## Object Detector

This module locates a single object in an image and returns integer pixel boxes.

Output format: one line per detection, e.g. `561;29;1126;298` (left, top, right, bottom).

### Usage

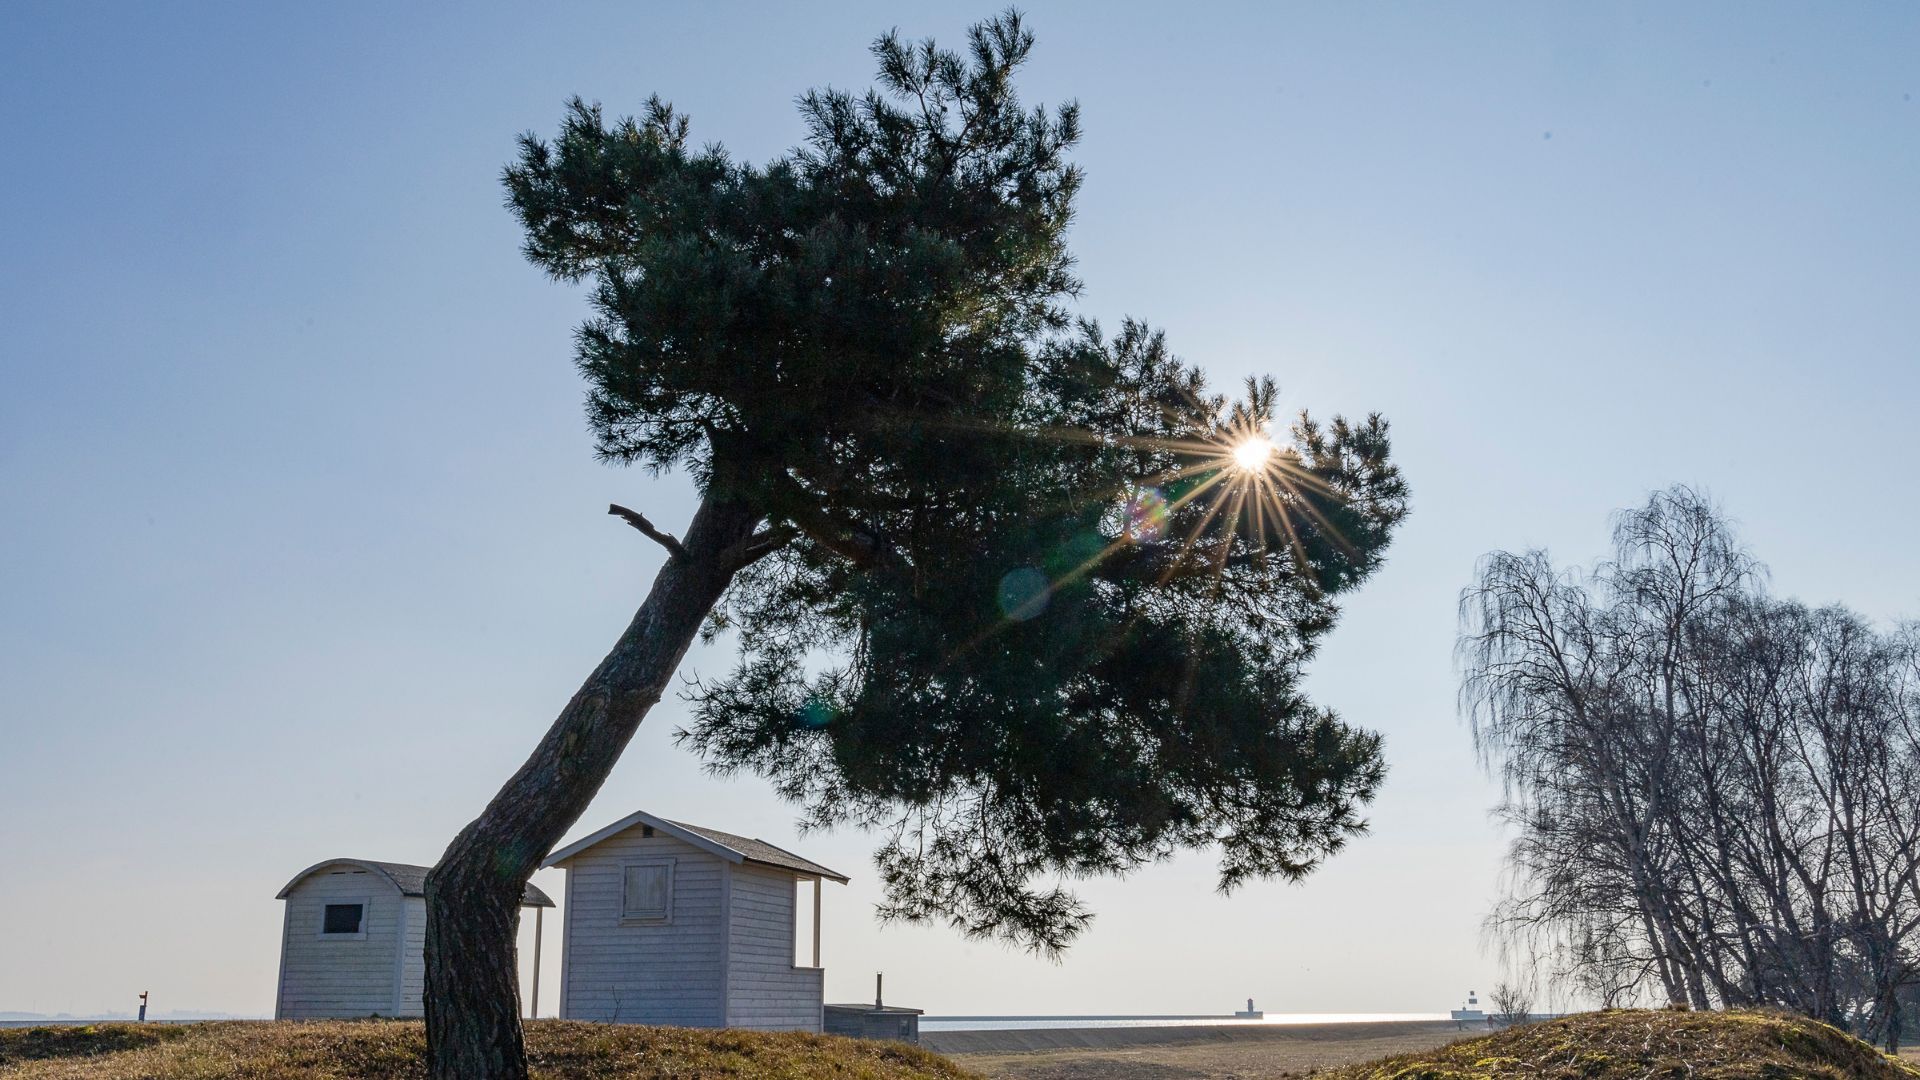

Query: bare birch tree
1461;487;1920;1050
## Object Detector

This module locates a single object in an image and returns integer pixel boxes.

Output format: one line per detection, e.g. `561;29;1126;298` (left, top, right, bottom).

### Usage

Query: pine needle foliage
502;10;1409;955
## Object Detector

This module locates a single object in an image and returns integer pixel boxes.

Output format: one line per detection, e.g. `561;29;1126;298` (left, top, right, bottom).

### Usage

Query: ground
0;1020;979;1080
946;1013;1920;1080
1317;1010;1920;1080
941;1020;1470;1080
7;1012;1918;1080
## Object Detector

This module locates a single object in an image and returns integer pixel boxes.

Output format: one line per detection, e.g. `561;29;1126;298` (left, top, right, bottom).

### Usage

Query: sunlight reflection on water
920;1013;1453;1031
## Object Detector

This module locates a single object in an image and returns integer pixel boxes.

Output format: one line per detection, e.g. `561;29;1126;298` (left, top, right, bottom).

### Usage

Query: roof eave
540;809;746;869
276;857;556;907
746;857;849;884
274;858;403;900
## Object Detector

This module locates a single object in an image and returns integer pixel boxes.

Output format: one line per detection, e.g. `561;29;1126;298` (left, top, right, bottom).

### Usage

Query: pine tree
424;13;1410;1077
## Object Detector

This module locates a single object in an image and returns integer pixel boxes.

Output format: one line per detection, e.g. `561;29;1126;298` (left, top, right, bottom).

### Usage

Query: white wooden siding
726;864;823;1031
275;867;401;1019
396;896;428;1016
556;832;727;1026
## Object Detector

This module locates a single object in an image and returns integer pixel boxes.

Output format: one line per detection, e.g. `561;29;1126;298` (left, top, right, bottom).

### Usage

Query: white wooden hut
540;810;848;1031
273;859;555;1020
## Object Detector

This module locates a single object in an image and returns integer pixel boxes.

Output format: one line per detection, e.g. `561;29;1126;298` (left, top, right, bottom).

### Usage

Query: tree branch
715;525;797;571
608;503;688;560
763;470;894;570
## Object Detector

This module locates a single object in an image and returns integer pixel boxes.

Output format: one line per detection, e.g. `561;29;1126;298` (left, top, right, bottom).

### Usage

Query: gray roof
541;809;849;883
276;859;555;907
667;820;848;883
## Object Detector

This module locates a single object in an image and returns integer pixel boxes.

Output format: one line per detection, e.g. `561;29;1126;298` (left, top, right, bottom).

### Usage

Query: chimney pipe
875;971;884;1009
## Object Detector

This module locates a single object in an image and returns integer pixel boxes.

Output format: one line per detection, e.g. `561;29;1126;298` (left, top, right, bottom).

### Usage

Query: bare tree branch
608;503;687;560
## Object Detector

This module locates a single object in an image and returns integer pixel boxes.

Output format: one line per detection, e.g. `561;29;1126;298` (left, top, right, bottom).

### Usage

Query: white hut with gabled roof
273;858;554;1020
541;809;848;1031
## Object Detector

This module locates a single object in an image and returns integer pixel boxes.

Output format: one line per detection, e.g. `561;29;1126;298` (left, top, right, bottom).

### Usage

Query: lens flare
997;566;1051;621
1123;486;1171;542
797;696;835;729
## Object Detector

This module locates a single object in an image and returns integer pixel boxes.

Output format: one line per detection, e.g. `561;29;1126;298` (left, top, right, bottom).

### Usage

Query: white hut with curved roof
273;858;554;1020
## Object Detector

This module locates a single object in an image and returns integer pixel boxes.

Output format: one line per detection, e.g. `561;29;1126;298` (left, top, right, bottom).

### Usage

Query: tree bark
423;493;764;1080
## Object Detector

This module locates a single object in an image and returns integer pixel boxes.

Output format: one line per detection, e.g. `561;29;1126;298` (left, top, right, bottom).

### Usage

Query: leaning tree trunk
423;494;764;1080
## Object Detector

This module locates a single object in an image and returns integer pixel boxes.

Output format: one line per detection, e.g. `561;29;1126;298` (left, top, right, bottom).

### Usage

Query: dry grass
0;1020;981;1080
1320;1009;1920;1080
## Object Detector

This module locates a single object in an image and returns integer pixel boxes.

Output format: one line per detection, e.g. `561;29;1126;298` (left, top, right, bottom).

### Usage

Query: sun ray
1213;481;1250;574
1160;472;1239;585
1248;467;1273;561
1265;466;1361;560
1262;472;1316;581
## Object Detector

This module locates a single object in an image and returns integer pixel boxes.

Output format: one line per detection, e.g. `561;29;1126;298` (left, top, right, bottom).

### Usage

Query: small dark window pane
323;903;363;934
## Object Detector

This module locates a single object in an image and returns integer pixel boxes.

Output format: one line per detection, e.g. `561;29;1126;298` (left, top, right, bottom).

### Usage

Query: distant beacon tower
1451;989;1486;1026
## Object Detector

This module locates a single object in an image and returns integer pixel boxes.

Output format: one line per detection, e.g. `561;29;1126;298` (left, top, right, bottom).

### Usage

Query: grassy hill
10;1010;1918;1080
1323;1008;1920;1080
0;1019;982;1080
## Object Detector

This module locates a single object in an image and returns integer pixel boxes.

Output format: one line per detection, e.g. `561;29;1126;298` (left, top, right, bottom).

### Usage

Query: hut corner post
812;877;822;968
529;907;543;1020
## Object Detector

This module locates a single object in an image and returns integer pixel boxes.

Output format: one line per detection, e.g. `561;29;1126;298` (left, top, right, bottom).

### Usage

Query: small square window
622;861;674;922
322;903;364;935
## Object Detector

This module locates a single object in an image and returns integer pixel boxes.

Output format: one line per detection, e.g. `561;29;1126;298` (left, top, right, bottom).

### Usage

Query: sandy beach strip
930;1019;1475;1079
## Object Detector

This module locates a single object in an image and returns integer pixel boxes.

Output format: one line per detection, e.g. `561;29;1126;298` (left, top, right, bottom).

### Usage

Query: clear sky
3;2;1917;1020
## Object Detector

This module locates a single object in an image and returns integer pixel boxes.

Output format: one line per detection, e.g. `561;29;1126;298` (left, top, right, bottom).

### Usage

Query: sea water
919;1013;1451;1032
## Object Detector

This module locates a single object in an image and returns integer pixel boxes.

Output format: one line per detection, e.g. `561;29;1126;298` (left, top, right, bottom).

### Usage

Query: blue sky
3;2;1917;1018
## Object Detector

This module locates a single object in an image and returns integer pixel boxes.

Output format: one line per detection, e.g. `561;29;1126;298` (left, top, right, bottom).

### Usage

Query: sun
1231;435;1275;473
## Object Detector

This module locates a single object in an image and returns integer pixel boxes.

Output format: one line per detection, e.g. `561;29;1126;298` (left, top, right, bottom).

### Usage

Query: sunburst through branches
1231;434;1276;473
986;387;1358;634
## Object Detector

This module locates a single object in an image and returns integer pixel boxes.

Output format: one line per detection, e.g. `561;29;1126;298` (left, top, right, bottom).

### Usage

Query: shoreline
924;1017;1472;1055
933;1018;1486;1079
